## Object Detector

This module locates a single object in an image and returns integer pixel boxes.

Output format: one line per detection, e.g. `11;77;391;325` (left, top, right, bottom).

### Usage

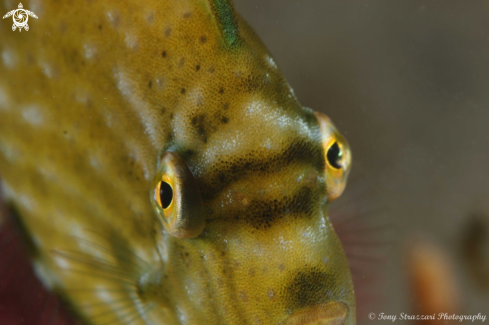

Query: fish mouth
283;301;349;325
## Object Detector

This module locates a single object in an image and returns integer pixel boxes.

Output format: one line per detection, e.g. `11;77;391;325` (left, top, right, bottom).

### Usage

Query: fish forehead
172;97;324;192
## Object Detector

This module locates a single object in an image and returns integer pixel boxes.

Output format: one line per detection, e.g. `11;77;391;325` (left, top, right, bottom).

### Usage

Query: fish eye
315;112;352;201
327;141;343;169
156;181;173;209
150;151;205;238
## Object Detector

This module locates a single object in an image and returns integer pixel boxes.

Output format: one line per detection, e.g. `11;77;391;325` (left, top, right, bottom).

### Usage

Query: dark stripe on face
226;186;318;229
199;137;324;202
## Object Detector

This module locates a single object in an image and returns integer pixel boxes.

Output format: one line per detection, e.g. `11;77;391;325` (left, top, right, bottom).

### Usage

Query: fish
0;0;355;324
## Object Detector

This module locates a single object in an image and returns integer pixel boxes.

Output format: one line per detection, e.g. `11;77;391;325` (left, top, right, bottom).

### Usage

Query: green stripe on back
207;0;242;48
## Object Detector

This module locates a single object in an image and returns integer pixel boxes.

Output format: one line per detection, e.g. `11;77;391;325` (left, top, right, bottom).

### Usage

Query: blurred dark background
234;0;489;323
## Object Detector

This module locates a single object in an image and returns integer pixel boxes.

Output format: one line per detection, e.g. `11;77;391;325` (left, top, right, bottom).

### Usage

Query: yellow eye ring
150;152;205;238
326;141;344;170
155;179;173;210
315;112;351;201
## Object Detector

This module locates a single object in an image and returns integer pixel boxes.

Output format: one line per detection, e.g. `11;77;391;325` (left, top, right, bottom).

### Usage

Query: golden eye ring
315;112;352;201
326;141;343;170
150;152;205;238
155;178;174;210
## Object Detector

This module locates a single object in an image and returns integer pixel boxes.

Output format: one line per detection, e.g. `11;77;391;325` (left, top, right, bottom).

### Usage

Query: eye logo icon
3;3;38;32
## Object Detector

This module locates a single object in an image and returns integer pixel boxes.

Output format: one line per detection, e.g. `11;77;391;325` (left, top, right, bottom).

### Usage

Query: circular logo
369;312;376;320
13;10;28;28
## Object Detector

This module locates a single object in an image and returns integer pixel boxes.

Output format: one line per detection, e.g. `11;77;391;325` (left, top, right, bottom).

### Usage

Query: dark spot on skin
190;114;210;143
223;103;229;110
164;27;171;37
221;117;228;124
162;50;167;58
182;149;194;159
184;12;192;18
170;113;174;120
219;173;226;183
185;252;189;257
219;87;224;94
181;88;186;94
285;268;334;310
167;133;173;142
200;35;207;44
179;58;185;68
148;81;152;88
196;65;200;71
209;67;215;74
63;131;67;135
161;108;166;115
98;24;102;30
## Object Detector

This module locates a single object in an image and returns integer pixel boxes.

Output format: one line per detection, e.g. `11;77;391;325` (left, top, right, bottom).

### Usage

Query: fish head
147;86;354;324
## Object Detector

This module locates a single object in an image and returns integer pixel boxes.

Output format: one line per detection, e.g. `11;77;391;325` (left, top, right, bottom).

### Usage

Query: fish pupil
327;142;343;169
160;181;173;209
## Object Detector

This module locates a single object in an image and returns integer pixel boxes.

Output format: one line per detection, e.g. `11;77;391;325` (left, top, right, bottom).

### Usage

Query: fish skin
0;0;355;324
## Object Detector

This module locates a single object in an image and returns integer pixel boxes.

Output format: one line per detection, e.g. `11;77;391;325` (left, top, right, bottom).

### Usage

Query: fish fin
205;0;242;48
329;165;397;323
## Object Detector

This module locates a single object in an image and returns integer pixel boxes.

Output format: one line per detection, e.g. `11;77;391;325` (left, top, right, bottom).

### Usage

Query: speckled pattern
0;0;354;324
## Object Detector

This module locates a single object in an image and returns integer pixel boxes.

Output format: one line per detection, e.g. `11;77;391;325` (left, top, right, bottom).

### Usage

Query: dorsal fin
207;0;242;48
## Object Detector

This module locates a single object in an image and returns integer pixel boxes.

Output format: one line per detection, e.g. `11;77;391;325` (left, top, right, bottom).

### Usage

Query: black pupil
327;142;343;169
159;181;173;209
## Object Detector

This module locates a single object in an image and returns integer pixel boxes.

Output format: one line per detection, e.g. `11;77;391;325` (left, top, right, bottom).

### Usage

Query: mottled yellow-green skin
0;0;355;324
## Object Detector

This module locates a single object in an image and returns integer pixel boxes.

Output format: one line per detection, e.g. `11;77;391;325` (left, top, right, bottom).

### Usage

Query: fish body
0;0;355;324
